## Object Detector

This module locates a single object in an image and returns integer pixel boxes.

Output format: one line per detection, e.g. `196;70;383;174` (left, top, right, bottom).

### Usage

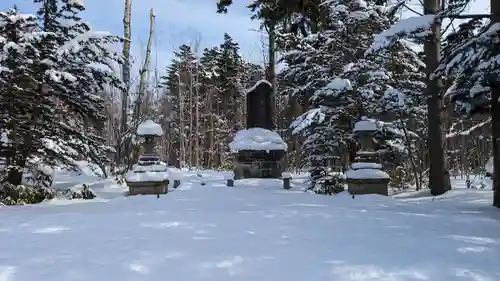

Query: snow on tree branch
366;15;436;54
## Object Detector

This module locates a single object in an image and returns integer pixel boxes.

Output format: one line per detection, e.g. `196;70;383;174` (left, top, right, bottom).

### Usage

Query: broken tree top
137;119;163;136
229;128;287;152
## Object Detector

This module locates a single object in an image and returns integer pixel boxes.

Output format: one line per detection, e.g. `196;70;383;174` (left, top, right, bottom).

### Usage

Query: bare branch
404;4;423;16
446;13;490;20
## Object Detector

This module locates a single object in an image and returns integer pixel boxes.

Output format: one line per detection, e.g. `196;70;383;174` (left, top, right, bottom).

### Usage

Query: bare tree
134;8;155;120
119;0;132;165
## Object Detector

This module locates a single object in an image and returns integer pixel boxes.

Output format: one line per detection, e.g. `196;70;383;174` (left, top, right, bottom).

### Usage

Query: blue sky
2;0;262;76
1;0;490;76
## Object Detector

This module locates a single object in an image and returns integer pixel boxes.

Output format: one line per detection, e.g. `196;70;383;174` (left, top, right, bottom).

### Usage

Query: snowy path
1;179;500;281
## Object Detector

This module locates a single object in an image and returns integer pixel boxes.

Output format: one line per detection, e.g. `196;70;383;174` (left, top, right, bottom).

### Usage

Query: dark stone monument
230;80;287;179
246;80;274;129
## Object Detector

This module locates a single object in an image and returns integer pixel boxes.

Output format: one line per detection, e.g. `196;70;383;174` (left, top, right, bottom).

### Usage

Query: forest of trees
0;0;499;206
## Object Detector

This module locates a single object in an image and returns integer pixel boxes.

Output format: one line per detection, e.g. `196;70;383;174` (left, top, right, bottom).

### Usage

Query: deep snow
0;172;500;281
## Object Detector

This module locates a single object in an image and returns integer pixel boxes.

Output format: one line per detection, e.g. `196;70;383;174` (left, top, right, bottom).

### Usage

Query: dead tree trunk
120;0;132;165
134;8;155;120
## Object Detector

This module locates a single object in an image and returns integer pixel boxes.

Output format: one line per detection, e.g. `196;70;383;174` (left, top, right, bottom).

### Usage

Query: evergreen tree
290;0;427;191
160;44;198;168
0;8;47;184
0;0;123;185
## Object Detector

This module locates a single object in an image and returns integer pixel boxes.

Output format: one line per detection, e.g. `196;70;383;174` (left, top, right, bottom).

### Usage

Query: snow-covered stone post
225;171;234;187
346;117;390;196
173;180;181;189
169;170;181;189
282;172;292;190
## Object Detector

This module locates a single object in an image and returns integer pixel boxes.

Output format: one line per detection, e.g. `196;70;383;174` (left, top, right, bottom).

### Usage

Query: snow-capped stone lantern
346;117;390;196
229;80;287;179
137;119;163;155
125;119;169;196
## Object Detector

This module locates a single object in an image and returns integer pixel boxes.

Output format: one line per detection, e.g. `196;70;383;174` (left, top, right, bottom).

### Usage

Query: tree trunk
209;89;215;167
400;119;421;190
194;64;200;168
120;0;132;165
188;67;193;169
178;74;185;168
491;0;500;207
424;0;449;196
134;8;155;120
8;84;48;185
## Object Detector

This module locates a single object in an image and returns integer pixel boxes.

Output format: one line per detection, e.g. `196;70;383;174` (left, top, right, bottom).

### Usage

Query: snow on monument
229;80;287;179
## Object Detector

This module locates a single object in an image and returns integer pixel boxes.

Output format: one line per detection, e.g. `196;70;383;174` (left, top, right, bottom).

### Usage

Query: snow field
0;173;499;281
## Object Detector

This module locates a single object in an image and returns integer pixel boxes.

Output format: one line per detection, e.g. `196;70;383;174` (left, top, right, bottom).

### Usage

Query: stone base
234;162;283;179
346;178;389;196
127;180;169;195
233;149;285;179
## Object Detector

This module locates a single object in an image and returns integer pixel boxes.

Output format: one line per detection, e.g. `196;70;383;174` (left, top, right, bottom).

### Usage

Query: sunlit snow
0;169;499;281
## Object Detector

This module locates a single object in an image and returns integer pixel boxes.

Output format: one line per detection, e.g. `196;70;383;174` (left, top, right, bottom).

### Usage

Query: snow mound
353;117;377;132
126;162;169;183
351;162;382;169
324;77;352;91
137;119;163;136
126;172;169;182
346;168;389;179
229;128;287;152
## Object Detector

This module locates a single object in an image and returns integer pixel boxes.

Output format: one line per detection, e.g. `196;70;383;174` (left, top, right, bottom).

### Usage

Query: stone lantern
126;119;169;196
137;119;163;158
346;117;390;196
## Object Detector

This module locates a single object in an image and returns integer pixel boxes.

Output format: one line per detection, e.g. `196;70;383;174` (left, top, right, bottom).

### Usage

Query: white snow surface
137;120;163;136
1;174;500;281
126;172;169;183
324;77;352;91
125;163;178;183
351;162;382;169
353;117;378;132
229;128;287;152
346;167;390;179
367;15;436;54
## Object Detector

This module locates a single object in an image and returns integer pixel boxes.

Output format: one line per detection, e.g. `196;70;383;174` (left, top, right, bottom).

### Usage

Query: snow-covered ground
1;171;500;281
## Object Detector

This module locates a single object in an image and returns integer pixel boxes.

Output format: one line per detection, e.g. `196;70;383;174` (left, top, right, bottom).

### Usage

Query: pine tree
161;44;198;168
290;0;428;191
199;46;222;167
0;0;123;185
33;0;122;180
0;8;47;184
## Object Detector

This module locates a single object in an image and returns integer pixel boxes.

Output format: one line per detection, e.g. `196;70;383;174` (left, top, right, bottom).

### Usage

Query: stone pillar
246;80;273;129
